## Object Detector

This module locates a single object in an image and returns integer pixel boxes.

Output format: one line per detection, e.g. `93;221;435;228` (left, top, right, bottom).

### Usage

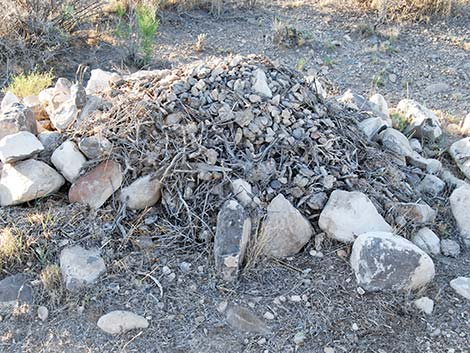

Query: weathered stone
252;69;272;98
394;202;436;224
226;305;270;335
0;274;33;313
37;305;49;321
440;239;460;257
319;190;391;243
0;159;65;206
51;141;87;183
0;131;44;163
0;103;37;140
1;92;19;111
69;160;122;209
379;128;414;157
55;78;72;95
409;138;422;153
97;310;149;334
350;232;435;291
414;297;434;315
260;194;313;258
450;277;470;300
214;200;251;281
418;174;445;196
231;178;253;207
397;99;442;140
75;96;108;129
120;175;161;210
411;228;440;255
339;90;391;124
358;117;388;142
165;112;184;125
462;113;470;135
440;169;467;189
449;185;470;246
60;246;106;291
38;131;62;153
307;192;328;210
407;155;442;174
50;101;78;131
369;93;389;117
85;69;121;94
78;135;112;159
449;138;470;180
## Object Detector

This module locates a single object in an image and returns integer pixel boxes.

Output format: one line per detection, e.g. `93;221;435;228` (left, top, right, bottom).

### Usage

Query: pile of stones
1;55;469;331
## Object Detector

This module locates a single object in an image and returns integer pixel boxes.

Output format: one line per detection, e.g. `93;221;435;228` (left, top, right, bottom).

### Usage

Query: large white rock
86;69;122;95
0;159;64;206
350;232;435;292
60;246;106;291
418;174;445;196
214;200;251;281
120;175;161;210
0;131;44;163
449;138;470;180
449;185;470;246
1;92;19;112
411;228;440;255
379;128;414;157
50;101;78;131
231;178;253;207
260;194;313;258
396;99;442;140
51;141;87;183
252;69;272;98
97;310;149;334
450;277;470;300
319;190;392;243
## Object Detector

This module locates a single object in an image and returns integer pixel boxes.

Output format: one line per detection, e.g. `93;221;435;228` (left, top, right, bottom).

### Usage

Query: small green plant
323;56;335;67
295;57;306;71
5;69;54;98
391;112;408;131
136;4;159;64
372;69;386;88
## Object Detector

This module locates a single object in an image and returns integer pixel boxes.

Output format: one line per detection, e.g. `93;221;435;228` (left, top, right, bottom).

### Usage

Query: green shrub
5;69;54;98
136;4;159;63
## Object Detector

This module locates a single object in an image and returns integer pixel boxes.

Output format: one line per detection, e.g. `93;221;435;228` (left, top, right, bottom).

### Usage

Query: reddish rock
69;161;122;209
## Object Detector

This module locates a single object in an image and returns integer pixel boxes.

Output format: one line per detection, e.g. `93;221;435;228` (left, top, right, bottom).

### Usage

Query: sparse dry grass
0;228;26;271
40;264;64;306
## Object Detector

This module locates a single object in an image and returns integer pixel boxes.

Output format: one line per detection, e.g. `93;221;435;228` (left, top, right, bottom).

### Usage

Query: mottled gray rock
70;83;87;109
231;178;253;207
440;239;461;258
307;192;328;210
214;200;251;281
252;69;272;98
449;138;470;180
319;190;391;243
69;160;122;209
350;232;435;291
78;135;112;159
394;202;436;224
60;246;106;290
407;155;442;175
414;297;434;315
0;159;65;206
339;90;391;125
462;113;470;135
85;69;121;94
0;103;37;140
418;175;445;196
37;305;49;321
38;132;62;153
50;101;78;131
379;128;414;157
412;228;440;255
120;175;161;210
369;93;389;118
260;194;313;258
449;185;470;246
358;117;388;142
51;141;87;182
0;274;33;313
409;138;422;153
450;277;470;300
397;99;442;140
0;131;44;163
226;305;270;335
97;311;149;334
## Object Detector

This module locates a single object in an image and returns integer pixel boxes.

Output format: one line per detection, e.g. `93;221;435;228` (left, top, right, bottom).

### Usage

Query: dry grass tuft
0;228;25;271
40;264;64;306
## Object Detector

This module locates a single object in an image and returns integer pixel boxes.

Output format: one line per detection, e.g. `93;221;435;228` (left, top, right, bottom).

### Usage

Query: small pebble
263;311;275;320
37;306;49;321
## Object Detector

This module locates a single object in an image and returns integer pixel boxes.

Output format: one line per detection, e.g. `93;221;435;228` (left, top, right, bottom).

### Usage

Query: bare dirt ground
1;1;469;353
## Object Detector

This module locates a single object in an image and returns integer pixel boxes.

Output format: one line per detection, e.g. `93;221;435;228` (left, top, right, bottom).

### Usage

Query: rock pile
0;54;469;301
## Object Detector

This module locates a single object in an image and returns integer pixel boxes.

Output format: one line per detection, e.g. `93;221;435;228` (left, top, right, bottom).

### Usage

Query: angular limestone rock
260;194;313;258
350;232;435;291
0;159;65;206
418;174;445;196
369;93;389;118
231;178;253;207
86;69;121;94
379;128;414;157
120;175;161;210
394;202;436;224
411;227;440;255
50;101;78;131
449;138;470;180
449;185;470;246
0;103;37;140
252;69;272;98
60;246;106;291
214;200;251;281
450;277;470;300
51;140;87;183
0;131;44;163
97;310;149;334
1;92;19;112
319;190;391;243
69;160;122;209
397;99;442;140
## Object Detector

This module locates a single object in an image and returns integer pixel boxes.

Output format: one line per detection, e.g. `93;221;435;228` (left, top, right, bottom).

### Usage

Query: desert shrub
5;69;54;98
357;0;459;21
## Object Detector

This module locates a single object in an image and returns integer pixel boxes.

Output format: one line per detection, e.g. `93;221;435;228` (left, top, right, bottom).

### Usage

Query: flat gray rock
0;103;37;140
411;228;440;255
0;131;44;163
0;274;33;313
